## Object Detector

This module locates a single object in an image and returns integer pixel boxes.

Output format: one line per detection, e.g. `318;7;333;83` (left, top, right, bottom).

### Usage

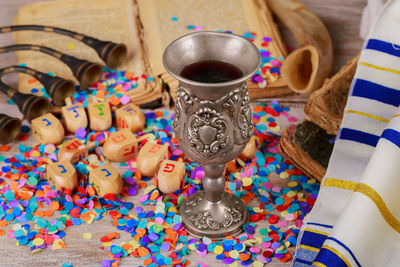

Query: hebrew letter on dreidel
88;164;123;196
46;160;78;190
103;129;142;162
111;132;127;143
101;168;111;177
163;163;175;173
61;98;88;133
88;102;112;131
58;165;67;173
58;138;95;163
115;103;145;133
157;159;185;194
137;142;169;177
32;113;64;144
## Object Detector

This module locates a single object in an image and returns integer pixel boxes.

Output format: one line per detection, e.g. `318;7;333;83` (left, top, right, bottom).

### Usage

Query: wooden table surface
0;0;366;266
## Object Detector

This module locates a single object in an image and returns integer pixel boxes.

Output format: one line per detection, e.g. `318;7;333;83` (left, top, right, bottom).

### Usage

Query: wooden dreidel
58;138;95;163
32;113;64;144
103;129;150;162
156;159;185;194
61;97;88;133
46;160;78;190
137;142;169;177
240;135;257;160
88;102;112;131
88;164;123;196
115;103;145;133
225;159;237;174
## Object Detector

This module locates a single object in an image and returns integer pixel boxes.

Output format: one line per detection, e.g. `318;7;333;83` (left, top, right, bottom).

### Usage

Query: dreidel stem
86;142;96;150
65;97;73;106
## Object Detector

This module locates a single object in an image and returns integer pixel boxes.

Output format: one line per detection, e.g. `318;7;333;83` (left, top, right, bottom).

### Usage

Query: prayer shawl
360;0;387;39
293;0;400;266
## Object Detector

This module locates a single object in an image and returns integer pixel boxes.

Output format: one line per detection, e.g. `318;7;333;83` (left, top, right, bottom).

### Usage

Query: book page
14;0;144;94
137;0;287;80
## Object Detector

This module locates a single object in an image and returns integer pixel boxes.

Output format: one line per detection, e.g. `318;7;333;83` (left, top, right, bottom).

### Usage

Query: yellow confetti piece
279;171;289;179
280;211;288;217
229;262;239;267
242;177;253;187
188;243;197;251
214;245;224;254
32;238;44;246
143;185;157;194
52;239;65;249
83;232;92;240
31;248;42;254
229;250;239;259
31;151;41;158
86;213;96;224
243;240;255;246
288;181;298;187
237;158;246;166
67;43;76;50
276;245;284;251
193;179;201;185
308;178;316;184
255;237;263;244
102;241;112;247
260;116;267;122
287;191;296;197
129;240;140;249
253;261;264;267
253;207;263;213
168;206;178;213
271;126;281;132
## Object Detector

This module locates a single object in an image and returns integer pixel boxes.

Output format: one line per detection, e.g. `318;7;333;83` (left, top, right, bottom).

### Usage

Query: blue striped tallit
293;0;400;265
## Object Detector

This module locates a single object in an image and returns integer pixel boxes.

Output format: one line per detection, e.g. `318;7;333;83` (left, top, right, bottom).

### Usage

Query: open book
13;0;292;105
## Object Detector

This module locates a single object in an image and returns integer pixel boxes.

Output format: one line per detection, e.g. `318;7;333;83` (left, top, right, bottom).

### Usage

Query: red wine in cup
180;60;243;83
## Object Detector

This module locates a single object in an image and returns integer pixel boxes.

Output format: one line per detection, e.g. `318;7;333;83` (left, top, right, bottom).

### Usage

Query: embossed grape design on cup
163;31;261;238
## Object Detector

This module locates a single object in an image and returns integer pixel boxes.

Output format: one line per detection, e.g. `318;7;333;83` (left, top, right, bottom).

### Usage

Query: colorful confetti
0;99;318;266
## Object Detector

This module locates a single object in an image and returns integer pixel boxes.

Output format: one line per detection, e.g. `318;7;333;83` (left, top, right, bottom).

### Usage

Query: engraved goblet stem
202;164;225;203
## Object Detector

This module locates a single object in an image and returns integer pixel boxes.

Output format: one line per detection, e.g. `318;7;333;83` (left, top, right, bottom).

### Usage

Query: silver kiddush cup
163;31;261;239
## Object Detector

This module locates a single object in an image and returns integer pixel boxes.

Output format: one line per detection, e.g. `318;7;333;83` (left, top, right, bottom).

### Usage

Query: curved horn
0;25;127;69
0;82;50;122
0;65;75;106
0;44;102;89
0;113;22;144
266;0;333;94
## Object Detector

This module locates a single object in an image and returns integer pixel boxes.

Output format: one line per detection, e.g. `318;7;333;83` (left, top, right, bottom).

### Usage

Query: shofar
279;120;335;181
304;55;359;135
266;0;333;94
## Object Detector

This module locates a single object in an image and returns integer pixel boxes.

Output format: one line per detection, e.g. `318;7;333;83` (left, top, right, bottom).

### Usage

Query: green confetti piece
177;194;184;206
28;176;39;186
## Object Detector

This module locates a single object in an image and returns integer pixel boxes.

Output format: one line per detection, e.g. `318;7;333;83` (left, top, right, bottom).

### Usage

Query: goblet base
179;190;249;239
